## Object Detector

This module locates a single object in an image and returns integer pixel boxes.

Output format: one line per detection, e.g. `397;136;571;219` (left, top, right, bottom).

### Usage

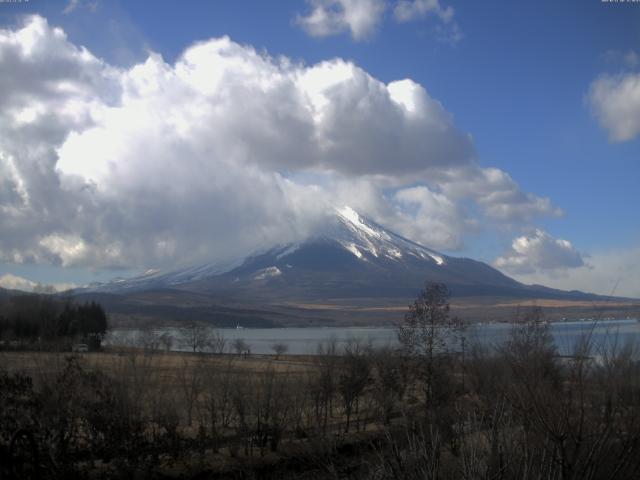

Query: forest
0;295;108;351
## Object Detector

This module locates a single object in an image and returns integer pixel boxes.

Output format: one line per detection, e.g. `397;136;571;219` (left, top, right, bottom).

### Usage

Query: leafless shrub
253;366;293;454
210;330;226;354
180;322;213;353
310;338;339;435
371;346;410;425
338;338;371;433
159;331;174;352
178;357;205;427
201;357;235;452
271;342;288;359
371;426;442;480
138;327;163;354
232;337;249;356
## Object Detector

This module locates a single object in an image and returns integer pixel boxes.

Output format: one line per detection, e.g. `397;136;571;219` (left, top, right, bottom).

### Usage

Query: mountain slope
70;207;640;326
83;206;609;302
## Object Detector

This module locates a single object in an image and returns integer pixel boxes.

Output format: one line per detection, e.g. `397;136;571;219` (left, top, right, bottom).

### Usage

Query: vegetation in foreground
1;284;640;479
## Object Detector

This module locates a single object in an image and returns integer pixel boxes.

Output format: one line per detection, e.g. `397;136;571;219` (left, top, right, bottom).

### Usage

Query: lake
105;318;640;356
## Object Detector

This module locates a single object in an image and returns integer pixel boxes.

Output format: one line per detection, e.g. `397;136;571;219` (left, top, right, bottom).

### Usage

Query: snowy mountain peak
332;206;445;266
336;206;385;240
79;206;447;294
68;209;597;305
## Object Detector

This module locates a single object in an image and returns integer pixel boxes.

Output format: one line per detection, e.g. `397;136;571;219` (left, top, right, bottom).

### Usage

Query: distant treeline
0;294;107;349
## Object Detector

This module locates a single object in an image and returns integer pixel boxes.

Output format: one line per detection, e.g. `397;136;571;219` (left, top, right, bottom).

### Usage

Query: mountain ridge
61;206;640;326
80;206;618;303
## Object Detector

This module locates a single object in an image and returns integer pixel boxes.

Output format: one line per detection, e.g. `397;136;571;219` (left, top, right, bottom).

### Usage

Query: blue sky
0;0;639;296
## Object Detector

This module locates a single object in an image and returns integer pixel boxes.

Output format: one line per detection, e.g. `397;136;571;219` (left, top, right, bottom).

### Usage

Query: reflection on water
105;318;640;355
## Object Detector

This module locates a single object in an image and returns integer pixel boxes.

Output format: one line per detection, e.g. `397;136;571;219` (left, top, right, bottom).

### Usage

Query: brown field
456;298;640;308
282;297;640;325
0;347;399;478
3;322;640;480
0;349;316;380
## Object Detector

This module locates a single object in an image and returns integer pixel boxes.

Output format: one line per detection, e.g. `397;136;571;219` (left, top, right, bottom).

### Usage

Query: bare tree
502;306;558;388
232;338;248;356
229;374;252;456
312;337;338;434
201;358;235;452
178;357;205;427
371;346;410;425
271;342;288;359
252;366;293;454
180;322;212;353
338;338;371;433
397;282;459;409
138;328;162;354
158;332;174;352
211;331;226;355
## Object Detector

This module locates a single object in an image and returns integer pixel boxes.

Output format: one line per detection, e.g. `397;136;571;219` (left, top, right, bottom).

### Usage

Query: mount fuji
82;207;604;305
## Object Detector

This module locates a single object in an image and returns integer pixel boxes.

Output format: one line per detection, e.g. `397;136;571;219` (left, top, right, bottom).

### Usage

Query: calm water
106;318;640;355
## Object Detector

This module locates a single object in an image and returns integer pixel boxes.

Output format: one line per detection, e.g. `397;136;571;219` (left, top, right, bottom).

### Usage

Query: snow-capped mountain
84;258;242;293
329;206;445;265
73;206;623;327
83;206;533;299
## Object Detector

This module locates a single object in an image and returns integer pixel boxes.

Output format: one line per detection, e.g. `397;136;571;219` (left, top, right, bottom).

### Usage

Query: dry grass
0;349;315;377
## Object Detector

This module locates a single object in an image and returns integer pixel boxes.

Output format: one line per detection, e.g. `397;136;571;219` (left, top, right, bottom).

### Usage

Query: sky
0;0;639;297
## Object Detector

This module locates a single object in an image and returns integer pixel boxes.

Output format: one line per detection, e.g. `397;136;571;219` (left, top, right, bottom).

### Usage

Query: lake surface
106;318;640;356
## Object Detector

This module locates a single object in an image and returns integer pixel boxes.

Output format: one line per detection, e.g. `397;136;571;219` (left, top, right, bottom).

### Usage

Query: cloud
504;246;640;299
602;50;639;69
588;73;640;142
393;0;453;22
436;167;562;222
625;51;640;69
0;273;76;292
63;0;99;15
390;185;477;249
296;0;459;42
0;15;120;266
63;0;80;14
494;229;585;275
0;15;558;271
0;273;37;291
296;0;386;41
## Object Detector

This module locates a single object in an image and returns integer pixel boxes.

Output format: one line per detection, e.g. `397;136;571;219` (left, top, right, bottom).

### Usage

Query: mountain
83;259;242;294
72;207;640;326
83;206;609;302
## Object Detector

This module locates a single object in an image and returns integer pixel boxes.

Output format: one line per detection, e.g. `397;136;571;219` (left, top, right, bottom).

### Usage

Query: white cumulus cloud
296;0;459;42
393;0;453;23
296;0;386;41
494;229;585;275
505;246;640;299
588;73;640;142
0;273;37;291
0;273;76;292
0;15;559;271
391;185;476;249
434;166;562;222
